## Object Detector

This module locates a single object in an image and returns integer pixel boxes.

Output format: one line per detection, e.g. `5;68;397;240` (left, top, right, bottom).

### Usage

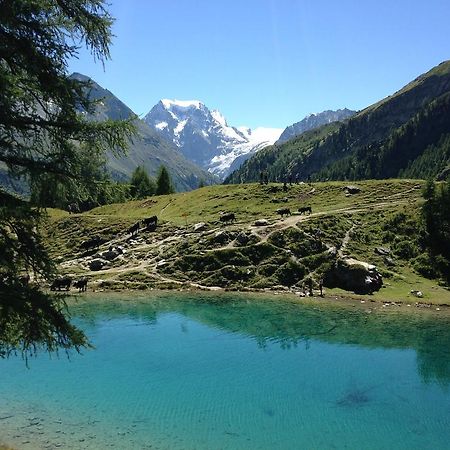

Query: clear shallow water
1;293;450;449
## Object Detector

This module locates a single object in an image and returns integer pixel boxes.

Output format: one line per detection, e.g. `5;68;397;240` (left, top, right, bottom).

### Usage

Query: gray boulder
89;258;107;271
344;185;361;195
254;219;269;226
236;232;250;245
194;222;208;232
384;256;395;266
374;247;390;256
325;257;382;294
99;249;121;261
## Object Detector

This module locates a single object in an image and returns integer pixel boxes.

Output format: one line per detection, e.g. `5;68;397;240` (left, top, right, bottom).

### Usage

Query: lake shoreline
65;285;450;315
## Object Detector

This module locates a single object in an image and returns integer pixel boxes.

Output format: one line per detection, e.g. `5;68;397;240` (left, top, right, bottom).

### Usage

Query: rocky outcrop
277;109;356;144
344;185;362;195
194;222;208;232
374;247;390;256
89;259;107;271
325;257;383;294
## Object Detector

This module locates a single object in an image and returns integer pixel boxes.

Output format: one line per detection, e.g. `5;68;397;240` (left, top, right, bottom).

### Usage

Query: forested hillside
226;61;450;184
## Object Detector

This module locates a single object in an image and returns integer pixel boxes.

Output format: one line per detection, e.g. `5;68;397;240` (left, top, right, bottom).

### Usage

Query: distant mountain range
226;61;450;184
69;76;358;186
276;109;356;144
144;100;282;178
71;73;217;191
5;62;447;196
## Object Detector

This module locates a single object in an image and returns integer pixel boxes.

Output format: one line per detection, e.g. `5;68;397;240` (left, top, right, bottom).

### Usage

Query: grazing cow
143;215;158;231
128;221;140;237
50;276;72;291
276;208;291;217
220;213;236;224
80;236;106;251
298;206;312;215
73;278;88;292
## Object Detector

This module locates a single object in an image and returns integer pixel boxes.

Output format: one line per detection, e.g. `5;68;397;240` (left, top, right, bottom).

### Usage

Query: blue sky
69;0;450;129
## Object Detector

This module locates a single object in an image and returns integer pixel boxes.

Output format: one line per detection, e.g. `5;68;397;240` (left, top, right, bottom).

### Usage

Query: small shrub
274;261;307;286
394;240;419;260
411;253;438;279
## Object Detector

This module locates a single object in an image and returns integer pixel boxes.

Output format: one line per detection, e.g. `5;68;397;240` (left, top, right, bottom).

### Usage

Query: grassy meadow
42;179;450;306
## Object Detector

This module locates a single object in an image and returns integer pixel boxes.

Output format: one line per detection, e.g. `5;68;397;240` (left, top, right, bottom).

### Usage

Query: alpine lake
1;291;450;449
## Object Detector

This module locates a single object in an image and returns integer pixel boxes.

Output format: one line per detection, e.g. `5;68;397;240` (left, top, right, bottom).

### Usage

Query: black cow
73;278;88;292
143;215;158;231
298;206;312;215
80;236;106;251
220;213;236;224
276;208;291;217
50;276;72;291
128;221;140;237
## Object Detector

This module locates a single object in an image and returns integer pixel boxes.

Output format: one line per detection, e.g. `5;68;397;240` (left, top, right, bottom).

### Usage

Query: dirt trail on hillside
338;223;357;258
62;189;415;288
252;198;409;244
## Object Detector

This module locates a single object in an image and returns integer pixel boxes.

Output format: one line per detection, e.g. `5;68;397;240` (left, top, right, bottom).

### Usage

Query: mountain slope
276;108;356;144
144;99;281;178
71;74;217;191
226;61;450;184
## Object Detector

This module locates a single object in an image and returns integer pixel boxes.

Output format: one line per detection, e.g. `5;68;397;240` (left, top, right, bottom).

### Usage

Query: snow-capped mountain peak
211;109;228;127
144;99;282;178
160;99;203;110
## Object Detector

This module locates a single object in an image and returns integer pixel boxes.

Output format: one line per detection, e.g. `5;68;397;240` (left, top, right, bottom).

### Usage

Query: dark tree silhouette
0;0;134;357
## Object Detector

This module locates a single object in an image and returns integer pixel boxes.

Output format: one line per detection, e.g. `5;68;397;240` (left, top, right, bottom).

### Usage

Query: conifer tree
130;166;156;199
156;166;174;195
0;0;134;357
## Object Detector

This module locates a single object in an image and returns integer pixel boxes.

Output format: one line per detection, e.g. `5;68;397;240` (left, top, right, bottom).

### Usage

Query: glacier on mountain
144;99;282;178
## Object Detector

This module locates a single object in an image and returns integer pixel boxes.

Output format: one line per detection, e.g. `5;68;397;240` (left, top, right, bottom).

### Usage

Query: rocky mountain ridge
276;108;356;144
144;99;282;178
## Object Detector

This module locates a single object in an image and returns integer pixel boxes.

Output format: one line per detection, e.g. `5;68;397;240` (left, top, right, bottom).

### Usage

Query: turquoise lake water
1;292;450;449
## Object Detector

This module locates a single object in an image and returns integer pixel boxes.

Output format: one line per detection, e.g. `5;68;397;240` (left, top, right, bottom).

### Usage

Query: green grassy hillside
43;180;450;305
226;61;450;184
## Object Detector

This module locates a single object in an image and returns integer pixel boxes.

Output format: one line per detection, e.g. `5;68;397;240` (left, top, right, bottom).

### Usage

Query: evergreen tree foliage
29;144;130;210
156;166;174;195
130;165;155;199
421;179;450;283
0;0;134;357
